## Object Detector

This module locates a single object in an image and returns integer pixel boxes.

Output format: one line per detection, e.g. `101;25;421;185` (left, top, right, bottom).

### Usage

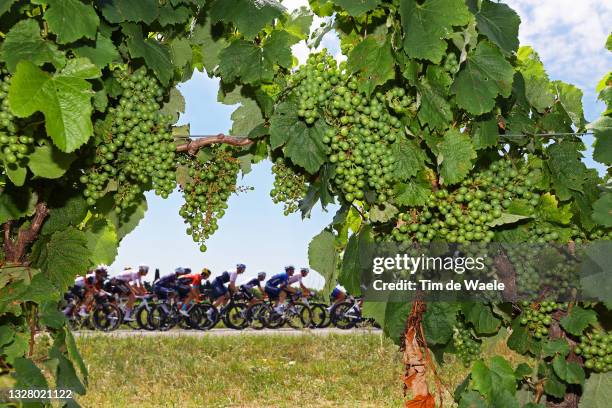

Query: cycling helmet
300;267;310;275
138;264;150;273
236;263;246;271
184;268;192;274
175;267;184;274
284;265;295;272
201;268;211;279
257;271;267;279
95;264;109;276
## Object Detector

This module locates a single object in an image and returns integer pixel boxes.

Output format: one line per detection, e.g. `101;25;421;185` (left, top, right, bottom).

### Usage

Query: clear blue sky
111;1;611;288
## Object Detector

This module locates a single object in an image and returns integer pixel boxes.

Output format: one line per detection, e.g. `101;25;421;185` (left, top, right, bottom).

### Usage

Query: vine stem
2;202;49;264
175;133;253;155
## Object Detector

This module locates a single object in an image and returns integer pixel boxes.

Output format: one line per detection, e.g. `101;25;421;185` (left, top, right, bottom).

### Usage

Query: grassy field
76;332;405;407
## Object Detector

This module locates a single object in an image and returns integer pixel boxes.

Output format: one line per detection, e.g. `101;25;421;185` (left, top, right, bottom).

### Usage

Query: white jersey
115;270;142;284
287;274;303;285
74;273;96;288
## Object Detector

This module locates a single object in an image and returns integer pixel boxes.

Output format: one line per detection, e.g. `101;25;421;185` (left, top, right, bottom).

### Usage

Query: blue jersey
266;273;288;288
243;278;260;289
213;271;231;286
156;273;177;288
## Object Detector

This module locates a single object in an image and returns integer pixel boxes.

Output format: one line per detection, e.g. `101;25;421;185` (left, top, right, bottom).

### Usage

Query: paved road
73;327;382;337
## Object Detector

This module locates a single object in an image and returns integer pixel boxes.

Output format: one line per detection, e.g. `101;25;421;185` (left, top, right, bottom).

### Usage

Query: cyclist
209;264;246;307
63;265;109;317
114;264;149;320
285;267;310;296
178;268;212;310
328;285;347;311
265;265;295;313
239;272;266;305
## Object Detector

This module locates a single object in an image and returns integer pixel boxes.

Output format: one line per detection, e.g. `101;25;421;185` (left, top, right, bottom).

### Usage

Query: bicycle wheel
195;303;218;331
223;302;248;330
265;306;285;329
148;304;174;331
330;301;358;329
310;303;331;328
247;303;269;330
92;303;122;331
286;302;312;330
135;304;154;330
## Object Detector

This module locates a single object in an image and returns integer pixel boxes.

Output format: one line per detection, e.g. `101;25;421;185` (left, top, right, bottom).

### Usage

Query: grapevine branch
2;202;49;264
175;134;253;155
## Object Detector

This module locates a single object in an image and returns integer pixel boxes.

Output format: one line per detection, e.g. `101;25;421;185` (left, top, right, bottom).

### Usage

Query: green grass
76;333;404;407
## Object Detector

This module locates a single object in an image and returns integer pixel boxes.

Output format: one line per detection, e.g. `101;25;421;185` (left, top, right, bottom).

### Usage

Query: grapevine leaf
469;0;520;54
44;0;99;44
391;136;426;180
451;41;514;115
471;117;499;149
330;0;380;16
100;0;159;24
123;24;173;85
339;225;373;296
158;3;191;27
437;129;476;186
507;318;539;355
542;339;570;358
230;98;265;136
487;213;530;227
462;302;500;334
580;241;612;303
590;116;612;166
516;47;553;113
0;186;37;223
49;346;86;395
471;356;516;400
552;355;585;385
41;194;88;236
285;119;328;174
160;88;185;124
369;203;398;223
27;145;76;179
383;301;412;345
458;391;488;408
209;0;284;38
103;194;148;241
9;59;100;152
537;193;573;224
592;193;612;227
13;357;48;389
559;306;597;336
0;0;18;17
308;230;337;289
32;227;91;292
0;19;66;73
4;162;27;186
191;20;229;74
361;301;387;328
0;326;15;347
348;37;394;96
393;178;432;207
400;0;472;63
422;302;458;345
552;81;586;129
544;370;566;398
546;141;588;201
40;301;66;329
84;218;118;266
3;332;29;365
514;363;532;379
64;327;88;385
218;40;273;84
282;7;313;39
264;30;299;70
580;372;612;408
417;66;453;130
170;37;193;68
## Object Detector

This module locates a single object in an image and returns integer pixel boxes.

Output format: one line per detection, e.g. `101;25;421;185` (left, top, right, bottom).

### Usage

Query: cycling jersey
74;273;101;289
115;270;142;285
242;277;261;290
266;273;289;288
179;273;203;287
331;287;343;300
287;274;302;285
155;273;177;288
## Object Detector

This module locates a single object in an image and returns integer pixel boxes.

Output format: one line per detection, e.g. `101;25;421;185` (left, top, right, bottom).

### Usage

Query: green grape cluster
570;226;612;244
391;157;541;244
384;87;416;114
80;68;177;211
290;51;402;204
178;147;240;252
443;53;460;74
576;330;612;372
453;321;481;366
270;158;308;215
0;69;34;165
511;246;577;298
519;300;560;339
